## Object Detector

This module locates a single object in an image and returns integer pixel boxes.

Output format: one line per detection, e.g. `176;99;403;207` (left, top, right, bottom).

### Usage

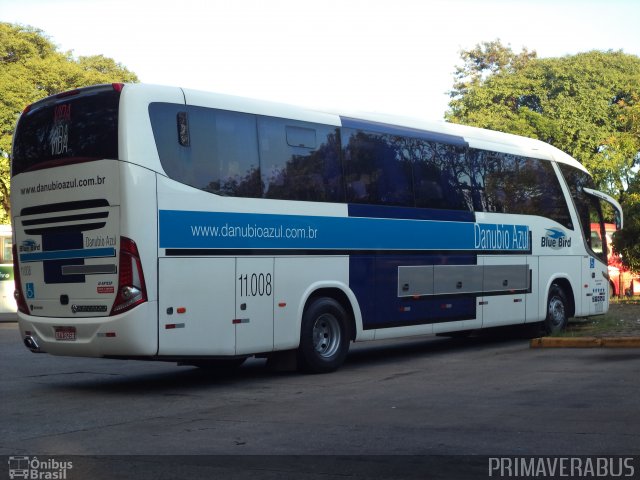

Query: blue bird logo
545;228;565;240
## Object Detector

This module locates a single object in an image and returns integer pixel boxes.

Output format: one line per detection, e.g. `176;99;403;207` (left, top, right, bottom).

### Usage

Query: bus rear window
12;87;121;175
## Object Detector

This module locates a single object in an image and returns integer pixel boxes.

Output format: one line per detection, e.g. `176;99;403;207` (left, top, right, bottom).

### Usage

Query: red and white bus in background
591;223;640;298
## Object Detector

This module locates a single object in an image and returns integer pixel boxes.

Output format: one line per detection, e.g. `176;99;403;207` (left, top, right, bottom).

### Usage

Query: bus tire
545;284;569;334
297;297;350;373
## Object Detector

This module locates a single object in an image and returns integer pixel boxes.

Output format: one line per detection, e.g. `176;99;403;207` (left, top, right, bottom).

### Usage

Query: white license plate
54;326;76;341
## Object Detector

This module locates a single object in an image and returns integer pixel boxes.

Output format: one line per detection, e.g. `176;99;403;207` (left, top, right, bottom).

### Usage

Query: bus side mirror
615;210;622;230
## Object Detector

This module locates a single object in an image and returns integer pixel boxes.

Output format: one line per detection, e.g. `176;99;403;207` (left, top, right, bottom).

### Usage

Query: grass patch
560;315;624;337
610;296;640;305
555;300;640;337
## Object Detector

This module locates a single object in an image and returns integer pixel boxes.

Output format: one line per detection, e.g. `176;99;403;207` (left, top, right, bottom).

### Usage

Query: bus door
580;188;623;316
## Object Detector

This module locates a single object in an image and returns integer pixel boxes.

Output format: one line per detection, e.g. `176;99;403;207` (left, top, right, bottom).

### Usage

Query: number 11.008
238;273;272;297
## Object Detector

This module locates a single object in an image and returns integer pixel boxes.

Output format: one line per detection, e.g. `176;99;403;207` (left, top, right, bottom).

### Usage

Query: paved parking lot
1;322;639;478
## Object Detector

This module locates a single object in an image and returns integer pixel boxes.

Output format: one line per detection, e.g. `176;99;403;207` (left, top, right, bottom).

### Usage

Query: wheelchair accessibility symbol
26;283;35;299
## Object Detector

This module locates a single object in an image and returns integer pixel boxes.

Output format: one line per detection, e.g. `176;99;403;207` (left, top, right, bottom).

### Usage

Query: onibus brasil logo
541;228;572;249
8;456;72;479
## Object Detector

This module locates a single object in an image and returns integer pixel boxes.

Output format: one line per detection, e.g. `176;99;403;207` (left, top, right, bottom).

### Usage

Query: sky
2;0;639;120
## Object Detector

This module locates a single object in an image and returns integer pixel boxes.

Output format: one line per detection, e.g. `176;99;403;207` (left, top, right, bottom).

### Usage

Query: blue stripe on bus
19;247;116;263
340;117;469;147
159;210;530;253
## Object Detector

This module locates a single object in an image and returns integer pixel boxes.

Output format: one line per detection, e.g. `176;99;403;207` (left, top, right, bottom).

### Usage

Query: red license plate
55;326;76;341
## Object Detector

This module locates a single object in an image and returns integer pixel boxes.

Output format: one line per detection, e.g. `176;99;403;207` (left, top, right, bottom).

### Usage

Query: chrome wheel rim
312;313;341;358
548;296;566;328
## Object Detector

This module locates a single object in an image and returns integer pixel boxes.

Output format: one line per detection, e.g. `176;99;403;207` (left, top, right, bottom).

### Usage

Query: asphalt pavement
1;321;639;479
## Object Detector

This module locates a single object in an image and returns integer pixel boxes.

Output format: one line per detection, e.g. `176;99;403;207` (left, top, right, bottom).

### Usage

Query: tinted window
258;117;343;201
473;149;572;227
342;129;414;206
411;140;472;211
150;103;262;197
12;87;120;175
342;128;472;210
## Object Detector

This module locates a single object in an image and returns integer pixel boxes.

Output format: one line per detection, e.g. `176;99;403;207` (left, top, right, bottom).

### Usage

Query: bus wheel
297;297;350;373
545;284;569;334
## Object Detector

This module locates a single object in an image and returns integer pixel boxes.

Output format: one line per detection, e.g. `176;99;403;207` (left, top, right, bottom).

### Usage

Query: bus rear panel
12;85;156;357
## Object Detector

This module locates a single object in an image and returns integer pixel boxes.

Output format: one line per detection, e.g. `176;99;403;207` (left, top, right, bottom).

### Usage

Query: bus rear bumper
17;301;158;358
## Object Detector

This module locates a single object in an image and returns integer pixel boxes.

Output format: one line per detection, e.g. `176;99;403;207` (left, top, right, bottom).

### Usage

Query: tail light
12;245;29;314
111;237;147;315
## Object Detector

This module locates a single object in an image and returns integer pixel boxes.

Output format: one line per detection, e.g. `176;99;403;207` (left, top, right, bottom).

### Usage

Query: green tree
611;92;640;269
446;41;640;198
450;39;538;103
0;22;138;222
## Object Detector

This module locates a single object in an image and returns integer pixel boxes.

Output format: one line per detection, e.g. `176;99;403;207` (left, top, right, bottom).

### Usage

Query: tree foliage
0;22;138;222
447;40;640;197
450;39;538;103
446;40;640;269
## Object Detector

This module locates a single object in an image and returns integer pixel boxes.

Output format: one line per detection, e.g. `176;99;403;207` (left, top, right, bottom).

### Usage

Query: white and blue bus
10;83;622;372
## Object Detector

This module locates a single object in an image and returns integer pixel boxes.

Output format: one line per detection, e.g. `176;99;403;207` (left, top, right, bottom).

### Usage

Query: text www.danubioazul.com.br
190;223;318;240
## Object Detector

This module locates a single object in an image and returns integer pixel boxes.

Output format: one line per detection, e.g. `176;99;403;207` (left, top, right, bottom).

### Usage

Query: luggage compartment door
158;257;236;356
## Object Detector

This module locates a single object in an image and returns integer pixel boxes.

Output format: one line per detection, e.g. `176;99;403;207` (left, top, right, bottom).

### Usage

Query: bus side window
259;117;343;202
413;141;470;211
469;148;572;228
202;109;261;198
150;103;262;198
150;103;193;183
342;129;413;207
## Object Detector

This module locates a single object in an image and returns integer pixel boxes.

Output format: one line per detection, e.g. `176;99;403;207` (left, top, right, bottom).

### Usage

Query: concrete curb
530;336;640;348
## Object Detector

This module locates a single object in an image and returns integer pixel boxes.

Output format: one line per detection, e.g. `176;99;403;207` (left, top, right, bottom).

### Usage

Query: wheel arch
301;283;361;342
547;276;575;319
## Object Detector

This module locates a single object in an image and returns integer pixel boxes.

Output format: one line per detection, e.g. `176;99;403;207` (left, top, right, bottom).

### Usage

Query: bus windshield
12;85;121;175
558;163;608;263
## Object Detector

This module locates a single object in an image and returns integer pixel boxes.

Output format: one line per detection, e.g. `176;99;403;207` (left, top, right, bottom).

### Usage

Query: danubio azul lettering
474;224;529;251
